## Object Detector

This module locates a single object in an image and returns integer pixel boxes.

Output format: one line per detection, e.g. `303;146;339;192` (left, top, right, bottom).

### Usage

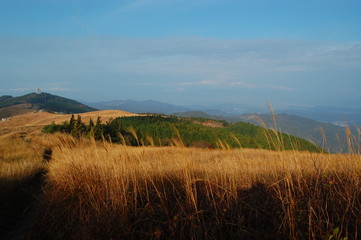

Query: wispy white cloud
180;80;219;86
45;87;75;92
180;80;294;91
121;0;178;9
230;82;294;91
5;86;75;94
2;36;360;76
10;88;34;92
268;85;294;91
113;0;227;12
0;36;360;105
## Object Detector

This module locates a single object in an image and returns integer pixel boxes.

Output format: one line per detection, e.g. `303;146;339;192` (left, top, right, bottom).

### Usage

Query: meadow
1;112;361;239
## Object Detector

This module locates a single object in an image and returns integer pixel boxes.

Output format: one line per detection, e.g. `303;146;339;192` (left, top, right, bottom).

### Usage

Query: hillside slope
43;115;321;152
0;92;96;117
0;103;34;118
174;111;359;153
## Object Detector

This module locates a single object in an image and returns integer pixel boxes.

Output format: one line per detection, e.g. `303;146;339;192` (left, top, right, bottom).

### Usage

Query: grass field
1;112;360;239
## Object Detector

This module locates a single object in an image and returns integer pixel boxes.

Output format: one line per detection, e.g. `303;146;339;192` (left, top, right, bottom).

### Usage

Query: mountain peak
0;92;96;118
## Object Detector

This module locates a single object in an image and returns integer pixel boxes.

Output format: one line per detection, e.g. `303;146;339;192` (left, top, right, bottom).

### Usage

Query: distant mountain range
280;105;361;126
88;100;268;116
89;100;189;115
0;92;96;118
89;99;361;126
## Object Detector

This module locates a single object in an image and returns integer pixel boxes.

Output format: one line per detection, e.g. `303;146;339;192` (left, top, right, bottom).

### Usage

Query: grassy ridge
43;115;321;152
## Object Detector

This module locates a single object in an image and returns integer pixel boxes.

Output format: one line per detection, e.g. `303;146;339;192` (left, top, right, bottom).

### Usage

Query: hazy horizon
1;0;360;108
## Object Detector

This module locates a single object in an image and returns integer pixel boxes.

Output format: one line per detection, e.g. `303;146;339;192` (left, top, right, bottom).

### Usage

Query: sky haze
1;0;360;108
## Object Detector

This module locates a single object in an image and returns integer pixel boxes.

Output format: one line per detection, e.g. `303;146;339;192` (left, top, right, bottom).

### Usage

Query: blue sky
1;0;361;108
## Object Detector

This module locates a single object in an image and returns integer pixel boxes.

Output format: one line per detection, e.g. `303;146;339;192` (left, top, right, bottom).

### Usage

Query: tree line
42;115;321;152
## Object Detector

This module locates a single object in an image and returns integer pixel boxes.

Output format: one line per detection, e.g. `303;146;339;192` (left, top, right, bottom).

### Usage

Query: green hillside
0;92;96;114
0;95;13;102
43;115;321;152
175;111;359;153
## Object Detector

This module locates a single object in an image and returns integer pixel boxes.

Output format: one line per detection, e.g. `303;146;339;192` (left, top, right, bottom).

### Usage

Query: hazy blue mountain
187;102;266;116
173;111;217;118
89;100;190;114
91;99;361;126
173;111;231;121
88;100;267;116
279;105;361;125
188;104;361;125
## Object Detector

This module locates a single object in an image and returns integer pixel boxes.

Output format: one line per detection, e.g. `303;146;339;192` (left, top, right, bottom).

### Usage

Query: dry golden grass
0;133;46;182
0;110;138;145
0;110;139;134
26;134;361;239
0;110;138;182
0;103;34;118
1;111;361;239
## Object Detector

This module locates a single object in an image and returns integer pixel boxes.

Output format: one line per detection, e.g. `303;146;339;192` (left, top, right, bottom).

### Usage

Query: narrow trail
0;149;52;240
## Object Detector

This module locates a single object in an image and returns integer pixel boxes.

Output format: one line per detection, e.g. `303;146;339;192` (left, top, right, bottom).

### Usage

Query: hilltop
0;92;96;118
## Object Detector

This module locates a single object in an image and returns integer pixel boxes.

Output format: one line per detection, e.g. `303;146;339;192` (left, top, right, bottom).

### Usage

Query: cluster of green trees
42;115;320;152
43;114;103;139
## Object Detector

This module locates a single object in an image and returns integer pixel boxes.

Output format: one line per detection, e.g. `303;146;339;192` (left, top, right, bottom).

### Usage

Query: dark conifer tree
70;115;86;138
69;114;75;126
68;114;76;132
93;116;103;140
88;118;95;132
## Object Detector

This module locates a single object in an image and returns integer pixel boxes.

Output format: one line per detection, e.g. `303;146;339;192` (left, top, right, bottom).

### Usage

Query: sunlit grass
0;133;46;182
26;135;361;239
1;113;361;239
